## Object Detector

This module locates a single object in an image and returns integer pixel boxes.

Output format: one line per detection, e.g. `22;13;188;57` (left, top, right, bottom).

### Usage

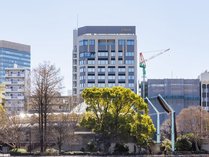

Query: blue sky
1;0;209;93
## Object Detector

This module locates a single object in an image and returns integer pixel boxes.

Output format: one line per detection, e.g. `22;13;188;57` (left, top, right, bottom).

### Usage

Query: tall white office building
72;26;137;105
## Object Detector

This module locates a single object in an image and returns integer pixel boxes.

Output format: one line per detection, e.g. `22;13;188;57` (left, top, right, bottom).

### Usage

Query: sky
1;0;209;94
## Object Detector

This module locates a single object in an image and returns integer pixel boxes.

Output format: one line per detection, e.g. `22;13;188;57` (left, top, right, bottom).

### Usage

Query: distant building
198;70;209;111
72;26;137;105
146;79;200;127
28;94;74;113
0;40;31;83
4;65;30;114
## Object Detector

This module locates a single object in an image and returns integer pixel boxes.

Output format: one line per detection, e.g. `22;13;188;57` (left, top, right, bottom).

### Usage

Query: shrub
63;151;85;155
176;135;192;151
160;139;172;154
10;148;28;155
113;143;129;154
86;141;97;152
44;148;59;155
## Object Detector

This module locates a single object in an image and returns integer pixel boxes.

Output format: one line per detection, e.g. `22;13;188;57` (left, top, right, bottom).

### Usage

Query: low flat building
27;94;75;113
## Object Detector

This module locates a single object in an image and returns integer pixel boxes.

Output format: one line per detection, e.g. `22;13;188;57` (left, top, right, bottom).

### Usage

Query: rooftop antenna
77;14;79;30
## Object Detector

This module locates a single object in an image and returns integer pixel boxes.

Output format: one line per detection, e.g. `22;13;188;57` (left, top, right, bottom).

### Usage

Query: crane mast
139;48;170;99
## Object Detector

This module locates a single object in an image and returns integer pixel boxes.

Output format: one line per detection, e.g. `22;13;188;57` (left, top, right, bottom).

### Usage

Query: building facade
199;70;209;111
4;65;30;114
147;79;200;114
0;40;30;83
72;26;137;105
146;79;200;131
28;95;74;113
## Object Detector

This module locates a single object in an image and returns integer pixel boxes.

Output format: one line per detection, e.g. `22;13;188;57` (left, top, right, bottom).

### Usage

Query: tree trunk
195;139;199;151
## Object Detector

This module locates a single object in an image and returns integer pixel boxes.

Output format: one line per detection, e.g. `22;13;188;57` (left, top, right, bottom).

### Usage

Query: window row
80;67;135;73
81;83;135;88
79;60;134;65
79;39;134;46
79;40;95;46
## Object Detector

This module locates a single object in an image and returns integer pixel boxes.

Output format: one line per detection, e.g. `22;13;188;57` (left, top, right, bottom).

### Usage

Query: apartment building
4;65;30;114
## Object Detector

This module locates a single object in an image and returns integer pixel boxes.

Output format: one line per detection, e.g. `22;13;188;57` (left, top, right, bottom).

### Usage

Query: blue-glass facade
0;43;30;83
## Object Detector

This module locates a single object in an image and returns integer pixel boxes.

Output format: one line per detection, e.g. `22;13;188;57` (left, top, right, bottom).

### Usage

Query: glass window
127;40;134;45
118;52;123;57
80;67;85;72
88;75;95;79
87;60;95;65
111;52;116;57
128;67;134;72
118;76;126;79
79;40;88;46
98;67;105;72
87;83;95;87
128;83;135;87
88;68;95;72
98;40;107;46
83;40;88;45
79;60;85;65
80;84;85;88
118;68;125;72
98;52;108;57
107;40;115;46
118;83;126;87
98;75;106;79
89;40;95;45
118;60;123;64
108;75;115;79
118;39;125;45
110;60;115;64
98;60;108;64
98;83;106;87
126;52;134;56
128;75;135;79
125;60;134;65
108;83;115;87
79;40;83;46
108;67;115;72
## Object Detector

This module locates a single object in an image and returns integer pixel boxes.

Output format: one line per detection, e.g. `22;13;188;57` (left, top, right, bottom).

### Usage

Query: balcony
5;88;24;92
5;95;24;100
5;74;25;77
5;81;24;85
5;103;24;108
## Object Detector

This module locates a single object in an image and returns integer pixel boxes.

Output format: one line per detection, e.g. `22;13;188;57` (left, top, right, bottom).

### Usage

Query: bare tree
161;118;171;140
48;113;78;154
176;106;209;151
32;62;63;153
0;113;27;149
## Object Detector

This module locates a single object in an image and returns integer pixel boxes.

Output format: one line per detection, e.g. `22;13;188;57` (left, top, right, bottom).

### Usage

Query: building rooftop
0;40;30;52
78;26;136;36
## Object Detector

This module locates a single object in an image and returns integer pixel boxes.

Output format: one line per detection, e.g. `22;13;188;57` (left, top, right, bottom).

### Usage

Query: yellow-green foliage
80;86;156;145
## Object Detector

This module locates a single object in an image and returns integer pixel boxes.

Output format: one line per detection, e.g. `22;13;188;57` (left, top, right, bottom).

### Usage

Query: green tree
161;139;172;154
175;134;192;151
80;87;155;151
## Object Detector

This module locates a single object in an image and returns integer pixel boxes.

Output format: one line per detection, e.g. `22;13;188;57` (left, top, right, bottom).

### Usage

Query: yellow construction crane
139;48;170;99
